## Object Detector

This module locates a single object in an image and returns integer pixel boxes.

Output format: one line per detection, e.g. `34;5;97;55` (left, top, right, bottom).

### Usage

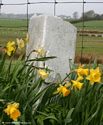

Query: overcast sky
1;0;103;17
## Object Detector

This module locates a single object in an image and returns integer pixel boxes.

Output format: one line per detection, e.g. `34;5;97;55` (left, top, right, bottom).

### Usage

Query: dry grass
75;54;103;64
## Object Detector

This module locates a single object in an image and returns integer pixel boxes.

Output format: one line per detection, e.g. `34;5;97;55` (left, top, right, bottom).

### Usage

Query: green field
0;18;103;62
0;18;27;46
73;20;103;59
74;20;103;31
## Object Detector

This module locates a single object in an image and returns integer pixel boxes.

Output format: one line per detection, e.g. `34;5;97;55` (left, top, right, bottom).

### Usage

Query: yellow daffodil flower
16;38;25;49
5;41;16;56
62;86;70;97
72;80;83;90
64;82;71;87
86;67;101;85
36;47;46;57
4;102;21;121
38;69;49;80
76;75;84;82
76;67;89;76
25;33;29;43
57;85;70;97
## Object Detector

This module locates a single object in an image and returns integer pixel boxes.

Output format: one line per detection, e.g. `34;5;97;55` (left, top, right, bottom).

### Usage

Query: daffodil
64;82;71;87
25;33;29;43
76;66;89;76
36;47;46;57
38;69;49;80
86;67;101;85
72;80;83;90
56;85;70;97
62;86;70;96
16;38;25;49
4;102;21;121
5;41;16;56
76;75;84;82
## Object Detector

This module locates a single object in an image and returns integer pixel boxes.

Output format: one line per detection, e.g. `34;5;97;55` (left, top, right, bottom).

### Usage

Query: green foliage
36;103;74;125
0;40;103;124
35;64;103;125
0;49;55;124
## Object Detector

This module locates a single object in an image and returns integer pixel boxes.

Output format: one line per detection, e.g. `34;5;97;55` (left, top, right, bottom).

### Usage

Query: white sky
1;0;103;17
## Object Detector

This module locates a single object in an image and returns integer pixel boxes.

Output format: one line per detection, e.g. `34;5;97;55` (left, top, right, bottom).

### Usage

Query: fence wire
0;0;103;63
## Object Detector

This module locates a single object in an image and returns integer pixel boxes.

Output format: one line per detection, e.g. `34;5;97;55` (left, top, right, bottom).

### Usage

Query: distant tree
95;14;101;20
80;10;103;21
100;14;103;19
73;11;79;20
81;10;95;20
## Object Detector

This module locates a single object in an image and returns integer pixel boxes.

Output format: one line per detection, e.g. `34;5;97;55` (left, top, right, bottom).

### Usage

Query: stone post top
30;15;77;30
31;15;60;19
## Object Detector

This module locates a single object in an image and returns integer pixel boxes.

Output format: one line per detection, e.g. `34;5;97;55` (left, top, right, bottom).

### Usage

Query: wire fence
0;0;103;63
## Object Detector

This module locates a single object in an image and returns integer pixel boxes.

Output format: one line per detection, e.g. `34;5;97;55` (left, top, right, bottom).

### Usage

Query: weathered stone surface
26;15;77;78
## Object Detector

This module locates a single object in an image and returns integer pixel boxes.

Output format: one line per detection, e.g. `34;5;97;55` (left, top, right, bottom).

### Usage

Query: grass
0;18;27;27
74;20;103;31
76;35;103;53
75;35;103;63
73;20;103;62
0;18;27;46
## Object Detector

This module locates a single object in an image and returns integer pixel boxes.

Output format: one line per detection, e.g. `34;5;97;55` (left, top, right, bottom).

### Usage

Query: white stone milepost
26;15;77;78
